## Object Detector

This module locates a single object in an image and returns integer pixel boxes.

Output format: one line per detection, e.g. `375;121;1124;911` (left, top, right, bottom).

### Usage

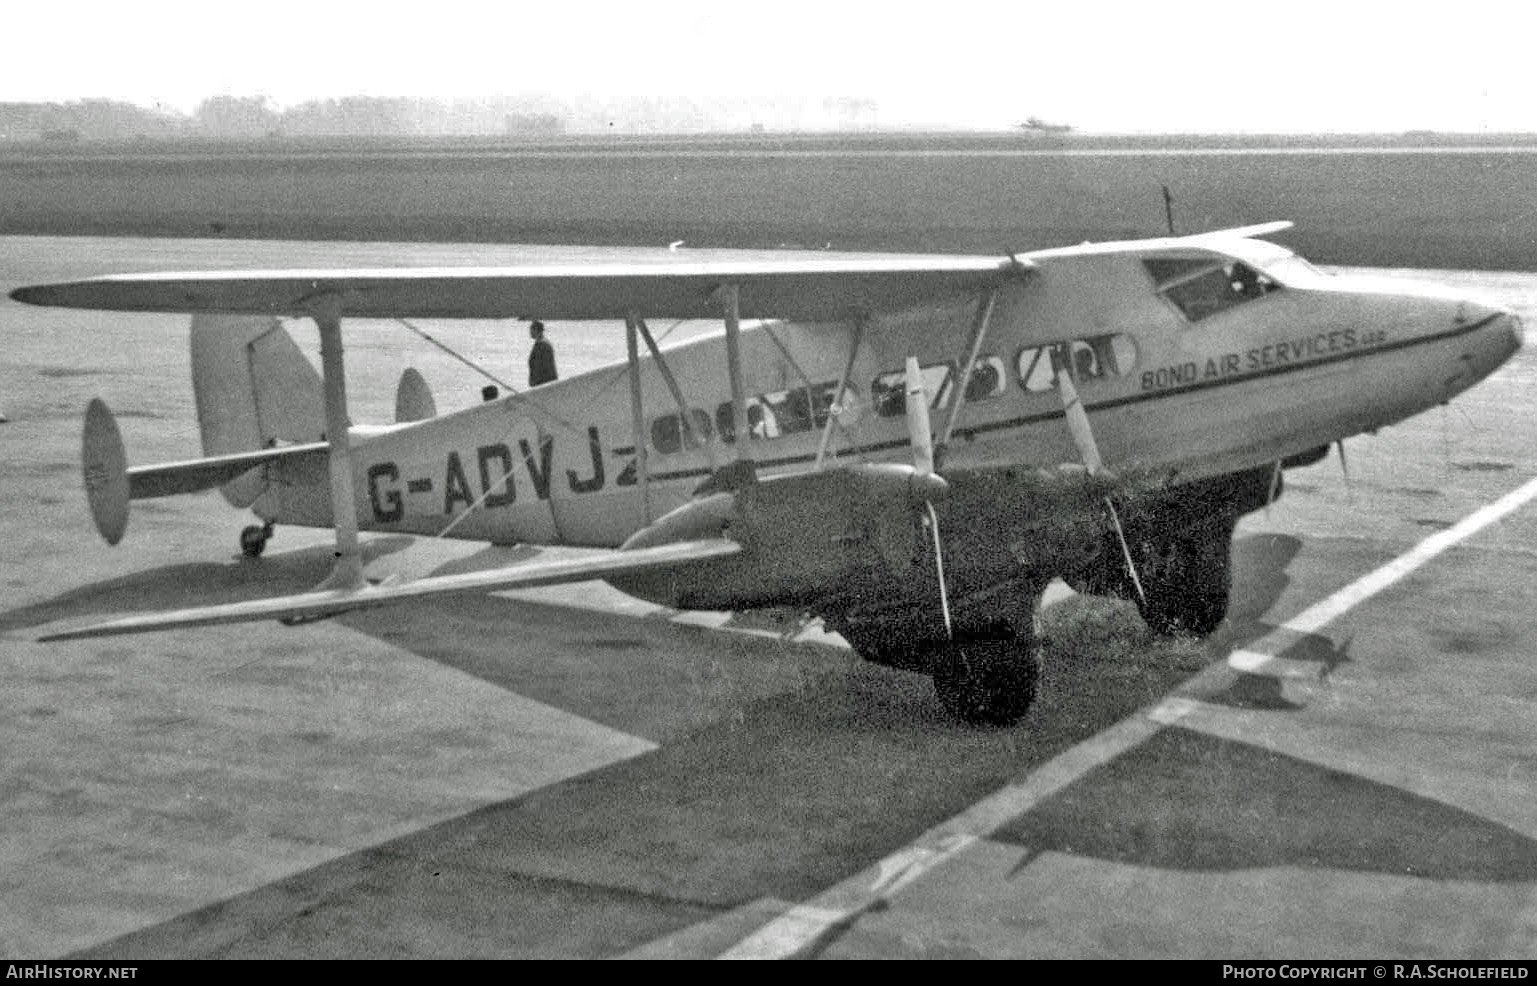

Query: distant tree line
0;93;884;141
0;96;567;141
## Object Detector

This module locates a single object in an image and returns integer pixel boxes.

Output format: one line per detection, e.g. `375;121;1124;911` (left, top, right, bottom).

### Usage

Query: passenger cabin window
1015;335;1137;393
872;362;955;417
651;408;714;454
964;356;1007;402
713;380;855;443
1145;257;1279;322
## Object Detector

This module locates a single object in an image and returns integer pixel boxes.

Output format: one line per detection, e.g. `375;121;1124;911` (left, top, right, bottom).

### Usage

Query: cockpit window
1146;257;1279;322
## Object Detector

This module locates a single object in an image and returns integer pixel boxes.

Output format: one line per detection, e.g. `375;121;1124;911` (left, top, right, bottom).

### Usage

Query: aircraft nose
1454;300;1523;385
1474;302;1523;358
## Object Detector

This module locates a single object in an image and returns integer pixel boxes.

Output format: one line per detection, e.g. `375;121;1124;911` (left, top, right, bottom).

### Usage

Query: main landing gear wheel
1134;516;1234;637
839;620;1042;726
239;522;273;558
932;633;1041;728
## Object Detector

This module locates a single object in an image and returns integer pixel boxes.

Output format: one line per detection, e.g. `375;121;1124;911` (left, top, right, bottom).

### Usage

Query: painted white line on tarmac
713;474;1537;960
1230;474;1537;675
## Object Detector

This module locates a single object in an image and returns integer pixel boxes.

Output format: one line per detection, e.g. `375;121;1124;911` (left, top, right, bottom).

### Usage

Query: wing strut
630;313;719;472
312;296;365;591
625;316;652;525
814;317;866;469
938;288;1000;454
716;283;751;462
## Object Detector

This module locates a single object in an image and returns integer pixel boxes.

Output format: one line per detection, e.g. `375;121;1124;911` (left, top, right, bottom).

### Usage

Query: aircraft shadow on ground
58;524;1501;958
992;724;1537;880
1196;531;1354;709
72;527;1530;959
70;647;1537;958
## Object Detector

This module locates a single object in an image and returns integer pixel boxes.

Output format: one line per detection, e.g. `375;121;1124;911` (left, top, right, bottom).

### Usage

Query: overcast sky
6;0;1534;133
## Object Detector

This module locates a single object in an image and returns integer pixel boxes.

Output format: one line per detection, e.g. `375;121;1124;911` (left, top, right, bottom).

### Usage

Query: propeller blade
1055;365;1143;603
904;356;935;475
925;501;953;639
1105;500;1147;605
903;357;951;638
1055;368;1105;475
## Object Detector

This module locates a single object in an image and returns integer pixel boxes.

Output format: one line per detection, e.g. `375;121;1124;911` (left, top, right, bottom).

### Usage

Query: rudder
190;315;325;507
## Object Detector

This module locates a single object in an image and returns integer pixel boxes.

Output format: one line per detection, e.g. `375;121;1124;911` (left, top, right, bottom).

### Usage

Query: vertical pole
312;296;364;591
720;283;749;459
625;315;651;525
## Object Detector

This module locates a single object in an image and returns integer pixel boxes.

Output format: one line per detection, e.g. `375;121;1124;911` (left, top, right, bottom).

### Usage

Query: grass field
1;132;1534;270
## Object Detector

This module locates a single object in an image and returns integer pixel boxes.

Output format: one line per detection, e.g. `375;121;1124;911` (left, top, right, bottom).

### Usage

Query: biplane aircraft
11;222;1522;725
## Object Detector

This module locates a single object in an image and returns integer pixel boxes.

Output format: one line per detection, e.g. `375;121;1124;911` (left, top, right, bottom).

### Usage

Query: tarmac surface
1;236;1535;959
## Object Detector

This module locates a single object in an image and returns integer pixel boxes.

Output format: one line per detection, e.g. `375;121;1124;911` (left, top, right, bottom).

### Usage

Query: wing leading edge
9;254;1030;322
38;538;741;642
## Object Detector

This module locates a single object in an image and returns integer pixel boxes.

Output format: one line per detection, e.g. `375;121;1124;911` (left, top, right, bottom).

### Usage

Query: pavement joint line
709;472;1537;960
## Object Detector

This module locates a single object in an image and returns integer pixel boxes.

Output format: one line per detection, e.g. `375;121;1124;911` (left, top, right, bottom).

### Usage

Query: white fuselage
251;239;1522;549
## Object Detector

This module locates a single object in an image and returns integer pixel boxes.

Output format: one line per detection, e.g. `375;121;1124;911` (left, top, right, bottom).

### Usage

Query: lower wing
38;538;740;641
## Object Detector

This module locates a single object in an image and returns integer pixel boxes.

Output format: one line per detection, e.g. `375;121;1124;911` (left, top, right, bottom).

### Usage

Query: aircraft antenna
1162;184;1176;235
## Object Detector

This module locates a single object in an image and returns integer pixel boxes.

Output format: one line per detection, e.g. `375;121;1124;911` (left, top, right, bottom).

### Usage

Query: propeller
905;357;953;638
1055;367;1146;605
1055;367;1105;476
905;357;936;475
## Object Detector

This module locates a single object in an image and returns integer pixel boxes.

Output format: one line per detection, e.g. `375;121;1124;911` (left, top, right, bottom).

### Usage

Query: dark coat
529;338;557;387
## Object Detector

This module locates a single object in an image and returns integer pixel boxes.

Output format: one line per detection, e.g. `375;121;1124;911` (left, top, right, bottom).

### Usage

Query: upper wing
38;538;741;641
10;253;1030;321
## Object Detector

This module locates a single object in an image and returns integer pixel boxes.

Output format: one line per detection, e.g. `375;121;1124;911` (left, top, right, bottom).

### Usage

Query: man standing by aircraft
528;319;557;386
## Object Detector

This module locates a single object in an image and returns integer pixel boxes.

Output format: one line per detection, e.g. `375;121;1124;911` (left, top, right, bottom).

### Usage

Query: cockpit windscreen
1145;256;1279;322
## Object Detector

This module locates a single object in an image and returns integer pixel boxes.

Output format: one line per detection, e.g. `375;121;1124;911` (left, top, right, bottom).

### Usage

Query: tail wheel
932;632;1041;728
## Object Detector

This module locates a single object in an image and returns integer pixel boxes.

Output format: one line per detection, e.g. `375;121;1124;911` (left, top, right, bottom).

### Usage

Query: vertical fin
189;314;324;507
82;398;129;545
394;367;437;423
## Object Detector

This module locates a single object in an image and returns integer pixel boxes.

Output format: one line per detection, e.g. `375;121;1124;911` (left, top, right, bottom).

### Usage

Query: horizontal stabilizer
38;538;741;641
82;396;326;544
128;443;328;499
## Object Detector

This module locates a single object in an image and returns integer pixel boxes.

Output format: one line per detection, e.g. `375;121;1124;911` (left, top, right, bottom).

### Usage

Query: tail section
189;315;325;507
79;396;326;545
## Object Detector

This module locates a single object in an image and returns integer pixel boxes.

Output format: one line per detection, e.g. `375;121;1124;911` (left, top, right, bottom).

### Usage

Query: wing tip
9;284;52;307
